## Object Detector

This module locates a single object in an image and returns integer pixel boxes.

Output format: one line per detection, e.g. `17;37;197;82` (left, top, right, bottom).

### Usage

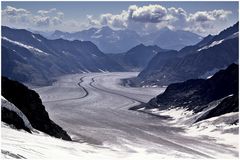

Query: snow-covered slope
2;122;201;159
1;123;118;159
2;72;238;159
132;63;238;151
1;96;33;130
138;102;239;149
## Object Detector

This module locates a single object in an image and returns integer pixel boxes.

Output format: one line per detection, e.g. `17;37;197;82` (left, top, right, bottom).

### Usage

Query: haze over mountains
2;26;125;85
1;1;239;159
130;22;239;86
1;16;239;160
2;22;238;86
49;26;202;53
109;44;167;71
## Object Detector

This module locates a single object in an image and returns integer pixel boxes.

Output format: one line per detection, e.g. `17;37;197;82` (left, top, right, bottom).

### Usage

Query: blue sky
2;1;239;35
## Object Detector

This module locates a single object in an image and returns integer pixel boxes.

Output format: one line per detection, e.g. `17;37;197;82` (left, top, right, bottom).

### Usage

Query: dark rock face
1;107;31;133
1;76;72;141
148;64;238;110
195;94;238;122
133;64;239;122
135;22;239;86
109;44;166;71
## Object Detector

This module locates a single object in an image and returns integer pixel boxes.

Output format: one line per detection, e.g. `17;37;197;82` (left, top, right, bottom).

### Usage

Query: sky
1;1;239;36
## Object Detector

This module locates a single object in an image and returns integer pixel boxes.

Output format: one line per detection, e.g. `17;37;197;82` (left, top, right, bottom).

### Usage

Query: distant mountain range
130;22;239;87
131;63;238;123
1;22;238;86
50;26;141;53
48;26;202;53
2;26;125;85
109;44;167;71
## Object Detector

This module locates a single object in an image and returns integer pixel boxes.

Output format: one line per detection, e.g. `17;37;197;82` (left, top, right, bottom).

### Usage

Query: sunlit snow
2;37;48;56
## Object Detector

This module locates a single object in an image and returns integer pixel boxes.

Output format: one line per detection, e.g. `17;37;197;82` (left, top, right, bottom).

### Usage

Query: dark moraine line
77;76;89;98
89;76;145;104
89;76;216;158
43;76;89;103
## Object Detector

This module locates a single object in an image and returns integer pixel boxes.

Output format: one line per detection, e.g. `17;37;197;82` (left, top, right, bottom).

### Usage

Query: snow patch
141;97;239;149
197;32;238;52
200;67;223;79
198;39;224;51
2;37;48;56
187;112;239;148
1;96;33;130
91;54;97;57
225;32;239;40
32;35;42;42
147;107;194;125
98;69;106;73
94;28;102;34
207;75;213;79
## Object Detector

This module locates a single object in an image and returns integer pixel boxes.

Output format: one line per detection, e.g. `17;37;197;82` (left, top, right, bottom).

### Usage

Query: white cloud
128;4;171;23
2;6;67;30
37;8;57;16
1;4;234;35
188;10;232;23
86;4;233;35
2;6;30;16
57;12;64;18
185;10;232;34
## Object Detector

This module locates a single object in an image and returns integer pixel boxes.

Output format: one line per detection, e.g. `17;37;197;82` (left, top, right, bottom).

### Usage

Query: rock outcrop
1;76;72;141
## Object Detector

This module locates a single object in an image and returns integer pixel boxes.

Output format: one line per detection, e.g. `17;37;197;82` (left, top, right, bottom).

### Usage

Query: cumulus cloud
2;4;234;35
188;10;232;23
2;6;30;16
2;6;66;30
87;4;233;35
185;10;232;34
128;4;171;23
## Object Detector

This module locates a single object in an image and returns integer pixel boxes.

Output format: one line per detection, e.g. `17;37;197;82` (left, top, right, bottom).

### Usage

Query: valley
1;2;239;159
28;72;238;159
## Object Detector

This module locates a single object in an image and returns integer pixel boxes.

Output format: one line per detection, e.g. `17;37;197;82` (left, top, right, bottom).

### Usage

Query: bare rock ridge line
130;63;239;123
130;22;239;87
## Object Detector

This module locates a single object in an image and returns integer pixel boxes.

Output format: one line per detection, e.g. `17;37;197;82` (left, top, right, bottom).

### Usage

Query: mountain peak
101;26;113;31
53;30;65;34
137;43;146;47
